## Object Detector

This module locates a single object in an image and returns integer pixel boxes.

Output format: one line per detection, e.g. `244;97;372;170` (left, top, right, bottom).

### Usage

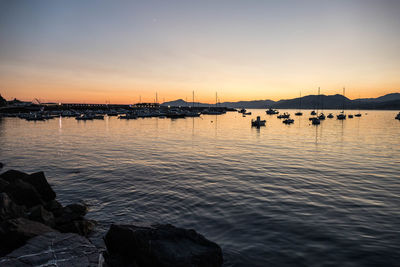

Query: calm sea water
1;110;399;266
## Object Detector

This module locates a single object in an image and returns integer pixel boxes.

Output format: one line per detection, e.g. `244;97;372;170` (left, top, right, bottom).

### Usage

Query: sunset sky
1;0;399;104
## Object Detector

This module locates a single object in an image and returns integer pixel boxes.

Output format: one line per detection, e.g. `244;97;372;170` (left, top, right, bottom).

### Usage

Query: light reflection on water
0;110;399;266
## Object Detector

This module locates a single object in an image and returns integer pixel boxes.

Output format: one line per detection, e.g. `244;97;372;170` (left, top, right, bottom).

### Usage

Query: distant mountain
219;100;275;108
162;93;400;110
162;99;212;107
356;93;400;102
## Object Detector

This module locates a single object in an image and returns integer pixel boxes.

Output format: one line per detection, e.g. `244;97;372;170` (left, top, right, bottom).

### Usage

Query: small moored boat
282;118;294;124
277;113;290;119
266;108;279;115
251;116;266;127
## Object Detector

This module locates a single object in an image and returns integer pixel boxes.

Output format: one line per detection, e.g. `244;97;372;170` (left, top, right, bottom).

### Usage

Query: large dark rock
44;199;64;217
26;172;56;202
0;231;100;266
0;178;8;192
0;193;25;221
0;170;28;183
0;170;56;203
0;162;3;169
4;179;43;208
0;217;56;256
29;205;55;227
104;223;223;267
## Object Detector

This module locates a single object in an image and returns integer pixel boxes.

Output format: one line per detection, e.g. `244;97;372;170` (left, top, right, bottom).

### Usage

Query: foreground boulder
4;179;43;208
0;170;56;204
0;193;25;221
25;171;56;202
0;231;100;266
0;217;56;256
29;205;55;227
104;223;223;267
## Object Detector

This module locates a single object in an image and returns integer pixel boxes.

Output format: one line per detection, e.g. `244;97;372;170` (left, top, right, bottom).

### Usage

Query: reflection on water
1;110;400;266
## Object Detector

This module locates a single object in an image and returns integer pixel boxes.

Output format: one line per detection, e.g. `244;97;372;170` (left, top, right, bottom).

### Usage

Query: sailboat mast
299;91;302;111
192;90;194;108
342;87;345;112
317;87;320;114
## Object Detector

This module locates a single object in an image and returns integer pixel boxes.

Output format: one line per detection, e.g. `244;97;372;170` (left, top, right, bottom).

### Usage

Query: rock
0;178;10;193
55;203;88;225
0;170;56;203
57;219;96;237
26;171;56;202
0;193;25;221
0;231;100;266
4;179;43;208
0;170;28;183
0;217;56;256
104;223;223;267
29;205;55;227
44;199;64;217
0;162;3;169
54;203;95;237
64;203;88;216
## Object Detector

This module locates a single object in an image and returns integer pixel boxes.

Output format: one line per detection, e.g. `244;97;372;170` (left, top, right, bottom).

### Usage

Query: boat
311;117;320;125
337;112;346;120
282;118;294;124
355;97;362;117
337;87;347;120
243;112;252;115
277;112;290;119
166;111;186;118
310;87;323;124
295;92;303;116
310;110;316;115
327;113;334;118
202;109;225;115
266;108;279;115
238;108;246;114
118;114;137;119
184;111;201;117
75;114;94;120
396;112;400;120
348;114;353;118
318;88;325;120
93;115;104;119
251;116;266;127
25;114;45;121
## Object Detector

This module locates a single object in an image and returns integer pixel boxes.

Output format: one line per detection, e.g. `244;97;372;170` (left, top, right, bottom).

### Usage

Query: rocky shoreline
0;168;223;266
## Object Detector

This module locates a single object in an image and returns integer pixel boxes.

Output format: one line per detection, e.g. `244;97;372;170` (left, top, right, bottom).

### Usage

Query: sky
0;0;399;104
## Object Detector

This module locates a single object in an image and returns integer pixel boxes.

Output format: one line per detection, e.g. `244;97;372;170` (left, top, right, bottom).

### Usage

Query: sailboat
337;87;346;120
318;88;325;120
355;97;362;117
295;91;303;116
311;87;321;125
